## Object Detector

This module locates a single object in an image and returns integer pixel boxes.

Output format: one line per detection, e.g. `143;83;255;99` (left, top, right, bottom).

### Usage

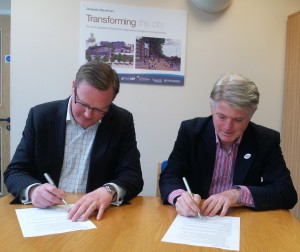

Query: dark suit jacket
159;116;297;210
4;98;143;203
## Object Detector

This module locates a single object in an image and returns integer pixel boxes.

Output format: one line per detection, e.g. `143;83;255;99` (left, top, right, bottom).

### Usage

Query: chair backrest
161;160;168;172
156;160;168;197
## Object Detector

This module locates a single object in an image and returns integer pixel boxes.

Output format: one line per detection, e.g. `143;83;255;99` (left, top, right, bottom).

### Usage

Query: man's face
71;81;114;128
211;101;252;148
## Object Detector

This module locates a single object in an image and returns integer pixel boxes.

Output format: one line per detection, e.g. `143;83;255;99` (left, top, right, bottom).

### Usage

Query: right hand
67;187;113;222
175;191;201;217
29;183;67;208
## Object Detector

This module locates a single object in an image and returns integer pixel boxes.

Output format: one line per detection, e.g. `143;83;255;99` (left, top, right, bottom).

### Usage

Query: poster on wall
80;2;187;86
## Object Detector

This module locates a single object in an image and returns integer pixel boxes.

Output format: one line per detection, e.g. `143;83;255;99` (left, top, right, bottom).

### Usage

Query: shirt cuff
232;185;255;207
20;183;41;204
167;189;185;206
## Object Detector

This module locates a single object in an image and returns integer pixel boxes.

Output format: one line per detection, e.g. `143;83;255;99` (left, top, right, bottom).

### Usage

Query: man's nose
223;119;233;130
84;107;93;117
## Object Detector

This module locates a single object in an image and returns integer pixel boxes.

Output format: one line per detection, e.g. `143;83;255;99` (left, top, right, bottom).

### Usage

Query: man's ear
71;81;76;96
210;101;214;114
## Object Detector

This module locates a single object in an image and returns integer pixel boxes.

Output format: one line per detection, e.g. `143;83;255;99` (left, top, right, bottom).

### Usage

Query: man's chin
77;119;97;128
219;135;237;145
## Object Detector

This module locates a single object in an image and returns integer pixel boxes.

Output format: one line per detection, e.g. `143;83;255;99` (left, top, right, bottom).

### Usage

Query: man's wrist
28;184;40;200
173;195;181;205
231;186;241;202
167;189;185;206
20;183;41;204
232;185;255;207
103;184;117;201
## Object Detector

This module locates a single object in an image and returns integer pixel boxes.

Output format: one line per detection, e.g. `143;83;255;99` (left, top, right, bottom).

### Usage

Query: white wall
10;0;300;196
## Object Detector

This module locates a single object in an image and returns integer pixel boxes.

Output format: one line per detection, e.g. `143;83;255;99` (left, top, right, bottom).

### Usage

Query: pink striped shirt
209;137;239;195
211;136;254;207
168;135;254;207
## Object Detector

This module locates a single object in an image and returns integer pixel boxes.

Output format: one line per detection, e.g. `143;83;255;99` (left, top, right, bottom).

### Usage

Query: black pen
44;173;68;205
183;177;202;219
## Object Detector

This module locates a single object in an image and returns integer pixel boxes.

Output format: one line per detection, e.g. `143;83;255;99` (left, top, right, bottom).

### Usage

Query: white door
0;15;11;196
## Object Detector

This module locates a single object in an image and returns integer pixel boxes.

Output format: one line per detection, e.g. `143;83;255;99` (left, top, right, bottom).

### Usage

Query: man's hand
29;184;67;208
201;189;240;217
67;187;112;222
175;191;201;217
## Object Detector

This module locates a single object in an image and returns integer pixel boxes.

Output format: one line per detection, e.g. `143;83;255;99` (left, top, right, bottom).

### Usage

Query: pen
182;177;202;219
44;173;68;205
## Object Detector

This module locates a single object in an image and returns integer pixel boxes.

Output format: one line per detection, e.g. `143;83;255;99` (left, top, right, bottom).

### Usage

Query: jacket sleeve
111;112;144;201
4;108;42;201
248;130;297;210
159;121;192;204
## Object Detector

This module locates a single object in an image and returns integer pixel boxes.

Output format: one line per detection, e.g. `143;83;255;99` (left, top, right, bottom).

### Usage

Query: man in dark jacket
5;61;143;221
159;73;297;217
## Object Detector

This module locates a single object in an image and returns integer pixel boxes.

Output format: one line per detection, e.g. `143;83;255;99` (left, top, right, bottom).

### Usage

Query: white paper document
15;205;96;237
162;215;240;251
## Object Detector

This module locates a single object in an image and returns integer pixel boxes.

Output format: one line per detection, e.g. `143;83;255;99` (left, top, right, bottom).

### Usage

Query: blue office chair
156;160;168;197
161;160;168;172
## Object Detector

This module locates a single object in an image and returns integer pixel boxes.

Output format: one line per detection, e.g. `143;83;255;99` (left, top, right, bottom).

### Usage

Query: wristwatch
103;184;117;201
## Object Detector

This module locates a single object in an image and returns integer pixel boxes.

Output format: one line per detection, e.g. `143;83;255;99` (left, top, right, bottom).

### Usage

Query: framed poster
80;2;187;86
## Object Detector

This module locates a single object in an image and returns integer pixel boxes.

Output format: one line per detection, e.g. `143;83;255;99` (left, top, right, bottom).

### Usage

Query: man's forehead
213;104;251;118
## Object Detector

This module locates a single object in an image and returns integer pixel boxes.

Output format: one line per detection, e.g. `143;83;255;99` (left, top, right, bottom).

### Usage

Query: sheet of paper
15;205;96;237
162;215;240;251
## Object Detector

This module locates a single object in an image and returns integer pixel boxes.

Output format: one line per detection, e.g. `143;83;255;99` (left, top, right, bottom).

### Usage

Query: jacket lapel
88;104;115;177
51;99;68;184
199;118;217;195
233;124;256;185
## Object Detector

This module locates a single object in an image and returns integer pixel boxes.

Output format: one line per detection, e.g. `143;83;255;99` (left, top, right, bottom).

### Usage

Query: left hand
201;189;240;217
67;187;113;222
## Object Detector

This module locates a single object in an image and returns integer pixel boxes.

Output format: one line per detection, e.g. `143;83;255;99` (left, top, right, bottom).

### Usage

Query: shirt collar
215;132;243;148
66;97;72;122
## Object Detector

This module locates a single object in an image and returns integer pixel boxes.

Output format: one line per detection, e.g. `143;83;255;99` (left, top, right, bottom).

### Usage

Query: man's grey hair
210;73;260;114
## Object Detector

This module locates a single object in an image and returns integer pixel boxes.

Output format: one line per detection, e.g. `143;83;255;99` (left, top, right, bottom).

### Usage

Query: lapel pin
244;153;251;159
